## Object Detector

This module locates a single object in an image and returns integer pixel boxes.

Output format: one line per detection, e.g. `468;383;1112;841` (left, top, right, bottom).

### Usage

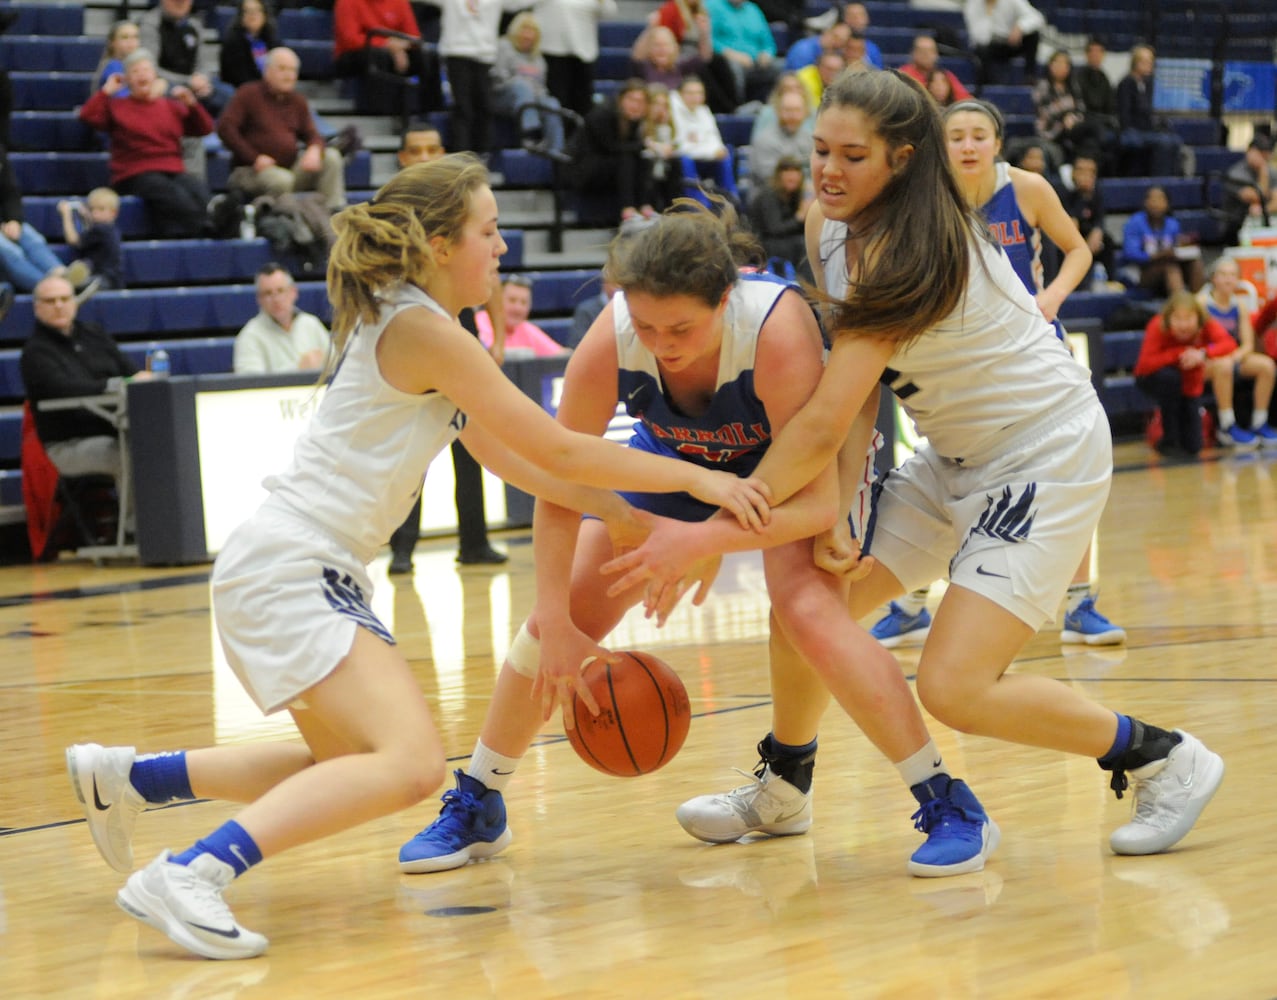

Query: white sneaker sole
676;804;813;844
908;818;1001;878
117;875;267;960
399;827;512;874
1110;746;1225;856
876;626;930;650
1060;628;1127;646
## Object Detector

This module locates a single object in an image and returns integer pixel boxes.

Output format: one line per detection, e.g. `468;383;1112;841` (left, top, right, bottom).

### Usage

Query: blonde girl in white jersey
608;70;1223;864
63;155;772;962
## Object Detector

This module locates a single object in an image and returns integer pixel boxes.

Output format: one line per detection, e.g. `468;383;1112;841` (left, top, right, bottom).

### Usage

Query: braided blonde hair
326;154;490;364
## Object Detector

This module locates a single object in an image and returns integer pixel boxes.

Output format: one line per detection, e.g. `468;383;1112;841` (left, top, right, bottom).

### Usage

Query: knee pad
506;621;541;679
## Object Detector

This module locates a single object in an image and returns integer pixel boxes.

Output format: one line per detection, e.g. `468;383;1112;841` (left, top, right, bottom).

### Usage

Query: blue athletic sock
171;820;263;878
130;751;195;804
1097;713;1133;767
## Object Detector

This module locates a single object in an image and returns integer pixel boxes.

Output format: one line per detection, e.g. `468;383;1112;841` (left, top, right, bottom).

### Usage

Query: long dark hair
816;70;986;346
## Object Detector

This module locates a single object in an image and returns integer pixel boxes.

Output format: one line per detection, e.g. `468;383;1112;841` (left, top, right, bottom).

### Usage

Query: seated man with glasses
19;275;153;531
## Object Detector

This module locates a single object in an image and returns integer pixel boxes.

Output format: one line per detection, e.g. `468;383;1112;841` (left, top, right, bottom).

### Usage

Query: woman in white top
964;0;1046;88
610;70;1224;867
64;155;771;961
534;0;618;121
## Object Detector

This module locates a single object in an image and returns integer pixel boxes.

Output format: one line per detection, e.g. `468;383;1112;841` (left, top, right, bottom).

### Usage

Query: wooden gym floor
1;441;1274;999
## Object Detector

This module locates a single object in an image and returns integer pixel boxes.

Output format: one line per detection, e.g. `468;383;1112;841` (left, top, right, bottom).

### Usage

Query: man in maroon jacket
218;48;347;212
78;49;214;238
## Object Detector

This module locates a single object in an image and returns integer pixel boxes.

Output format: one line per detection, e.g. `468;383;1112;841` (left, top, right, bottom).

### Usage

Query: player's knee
915;670;979;733
506;620;541;679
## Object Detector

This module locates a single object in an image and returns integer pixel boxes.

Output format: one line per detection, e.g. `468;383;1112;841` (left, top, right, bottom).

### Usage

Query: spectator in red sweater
333;0;442;115
219;48;348;212
1135;291;1258;455
78;49;214;238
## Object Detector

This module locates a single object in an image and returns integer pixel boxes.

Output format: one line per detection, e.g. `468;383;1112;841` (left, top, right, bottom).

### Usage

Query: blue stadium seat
293;40;334;80
526;270;600;315
76;290;157;336
0;36;100;72
716;115;753;148
537;317;575;347
981;85;1035;117
10;112;98;152
10;72;95;111
1059;291;1127;324
1102;375;1153;422
497;149;554;188
1168;117;1223;147
0;350;24;401
0;468;22;508
595;47;633;81
1194;147;1244;176
9;3;85;35
10;153;110;196
0;409;21;462
296;282;331;320
599;22;645;48
279;7;336;40
1102;330;1145;374
1099;176;1203;212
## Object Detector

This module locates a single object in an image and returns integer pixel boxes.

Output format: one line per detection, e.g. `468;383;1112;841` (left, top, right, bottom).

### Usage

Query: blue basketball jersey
982;161;1065;339
611;273;789;519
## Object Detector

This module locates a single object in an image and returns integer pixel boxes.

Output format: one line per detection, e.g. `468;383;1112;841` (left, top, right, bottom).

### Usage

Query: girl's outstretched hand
600;516;722;624
688;470;771;531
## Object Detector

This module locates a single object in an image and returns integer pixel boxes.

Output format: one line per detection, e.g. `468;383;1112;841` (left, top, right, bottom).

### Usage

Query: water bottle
1091;262;1108;292
147;347;170;379
240;204;256;241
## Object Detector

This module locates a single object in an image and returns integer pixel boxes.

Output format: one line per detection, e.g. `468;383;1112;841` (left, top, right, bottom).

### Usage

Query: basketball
566;651;691;777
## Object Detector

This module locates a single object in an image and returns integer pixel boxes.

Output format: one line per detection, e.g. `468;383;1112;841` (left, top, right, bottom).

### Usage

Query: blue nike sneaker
399;770;512;874
870;602;931;649
1060;595;1127;646
908;775;1000;877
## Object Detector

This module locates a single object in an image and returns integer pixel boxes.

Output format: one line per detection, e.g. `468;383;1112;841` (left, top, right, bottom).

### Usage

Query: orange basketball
566;651;691;776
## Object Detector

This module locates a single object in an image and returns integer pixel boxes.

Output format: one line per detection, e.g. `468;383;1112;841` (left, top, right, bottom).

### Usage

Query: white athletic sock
897;588;929;616
466;740;521;793
1065;581;1091;614
1218;407;1236;430
895;740;946;788
1253;408;1269;429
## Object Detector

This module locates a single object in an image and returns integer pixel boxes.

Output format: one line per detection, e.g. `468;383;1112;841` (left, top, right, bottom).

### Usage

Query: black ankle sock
758;733;817;794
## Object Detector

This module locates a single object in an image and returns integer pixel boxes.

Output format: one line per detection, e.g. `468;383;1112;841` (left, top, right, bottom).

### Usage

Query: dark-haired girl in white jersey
609;70;1223;865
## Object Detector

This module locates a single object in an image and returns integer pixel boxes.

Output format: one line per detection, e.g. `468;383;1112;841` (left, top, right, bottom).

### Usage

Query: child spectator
1121;185;1203;295
1198;257;1276;443
92;20;143;94
671;75;740;206
1135;291;1264;454
476;274;568;357
642;84;685;211
56;188;124;298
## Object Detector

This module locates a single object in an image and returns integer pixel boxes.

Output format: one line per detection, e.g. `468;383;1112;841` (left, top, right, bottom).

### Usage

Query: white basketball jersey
819;219;1096;464
263;283;467;564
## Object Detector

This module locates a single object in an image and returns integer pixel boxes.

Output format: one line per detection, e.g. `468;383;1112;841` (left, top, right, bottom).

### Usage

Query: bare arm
1012;167;1091;322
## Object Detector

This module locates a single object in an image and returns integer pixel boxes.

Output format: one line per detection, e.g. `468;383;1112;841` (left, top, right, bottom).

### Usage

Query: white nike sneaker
118;851;268;960
67;743;146;873
1110;730;1224;856
676;765;812;844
